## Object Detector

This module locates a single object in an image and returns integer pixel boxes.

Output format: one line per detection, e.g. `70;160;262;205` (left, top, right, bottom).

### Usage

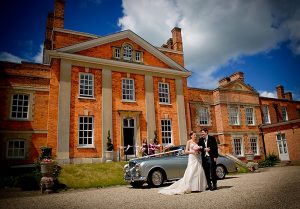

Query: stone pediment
56;30;188;72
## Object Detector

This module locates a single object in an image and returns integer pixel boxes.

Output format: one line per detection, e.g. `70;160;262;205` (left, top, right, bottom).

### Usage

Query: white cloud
119;0;300;89
32;44;44;63
259;91;277;99
0;52;23;63
0;44;43;64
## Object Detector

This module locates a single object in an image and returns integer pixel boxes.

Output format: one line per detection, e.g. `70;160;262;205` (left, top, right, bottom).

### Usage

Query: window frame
135;51;142;62
249;136;259;155
10;93;30;120
229;105;240;125
245;107;255;125
232;136;244;157
123;44;133;61
79;73;95;99
78;116;94;148
122;78;135;102
114;47;121;59
158;82;170;104
281;106;288;121
161;119;172;145
6;139;26;159
262;105;271;124
198;106;210;125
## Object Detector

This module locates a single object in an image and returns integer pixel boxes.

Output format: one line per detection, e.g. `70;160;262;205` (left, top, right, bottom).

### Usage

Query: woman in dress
158;131;207;195
141;138;148;156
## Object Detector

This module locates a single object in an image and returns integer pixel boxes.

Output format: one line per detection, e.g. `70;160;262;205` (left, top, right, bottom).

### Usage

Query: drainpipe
259;125;267;159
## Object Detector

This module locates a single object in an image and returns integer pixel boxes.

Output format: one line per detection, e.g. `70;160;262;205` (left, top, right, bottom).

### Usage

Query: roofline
259;96;300;103
55;29;189;72
53;28;101;39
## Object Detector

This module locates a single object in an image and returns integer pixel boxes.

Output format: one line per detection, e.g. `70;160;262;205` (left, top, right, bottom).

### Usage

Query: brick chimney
44;12;54;50
218;71;244;87
171;27;183;52
230;71;244;82
276;85;285;99
53;0;65;28
167;38;173;49
285;92;293;100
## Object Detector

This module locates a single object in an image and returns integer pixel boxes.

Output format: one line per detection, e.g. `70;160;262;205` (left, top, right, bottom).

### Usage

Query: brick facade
1;0;299;168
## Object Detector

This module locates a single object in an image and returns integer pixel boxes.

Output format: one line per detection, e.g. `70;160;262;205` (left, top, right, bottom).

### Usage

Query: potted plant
105;130;114;162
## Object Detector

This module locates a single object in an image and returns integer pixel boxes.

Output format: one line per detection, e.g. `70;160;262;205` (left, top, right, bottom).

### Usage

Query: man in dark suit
198;128;218;190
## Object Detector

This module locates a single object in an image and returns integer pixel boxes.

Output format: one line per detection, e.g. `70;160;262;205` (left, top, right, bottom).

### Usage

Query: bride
158;131;207;195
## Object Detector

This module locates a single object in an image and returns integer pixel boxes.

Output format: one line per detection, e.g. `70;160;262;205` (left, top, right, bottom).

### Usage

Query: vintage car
123;145;237;188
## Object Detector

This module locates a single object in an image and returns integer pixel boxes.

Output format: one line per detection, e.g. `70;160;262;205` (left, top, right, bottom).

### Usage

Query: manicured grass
58;162;129;189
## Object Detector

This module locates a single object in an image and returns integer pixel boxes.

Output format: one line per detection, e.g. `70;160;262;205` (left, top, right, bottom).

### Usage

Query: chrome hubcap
152;171;163;186
216;166;225;178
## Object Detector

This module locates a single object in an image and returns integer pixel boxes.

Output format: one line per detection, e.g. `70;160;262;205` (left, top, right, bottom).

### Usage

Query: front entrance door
123;118;135;155
276;133;289;161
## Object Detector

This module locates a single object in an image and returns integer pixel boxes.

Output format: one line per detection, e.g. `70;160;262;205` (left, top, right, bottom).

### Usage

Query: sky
1;0;300;101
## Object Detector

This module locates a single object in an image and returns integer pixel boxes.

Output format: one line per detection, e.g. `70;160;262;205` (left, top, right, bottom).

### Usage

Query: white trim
245;106;255;125
55;30;188;72
122;78;135;102
78;116;94;147
157;47;184;54
158;82;170;104
78;72;95;98
53;28;101;38
6;139;26;159
228;105;240;125
231;135;244;157
46;50;191;77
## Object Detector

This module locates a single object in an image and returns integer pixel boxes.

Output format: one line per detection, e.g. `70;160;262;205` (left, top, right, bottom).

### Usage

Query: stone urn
40;159;55;193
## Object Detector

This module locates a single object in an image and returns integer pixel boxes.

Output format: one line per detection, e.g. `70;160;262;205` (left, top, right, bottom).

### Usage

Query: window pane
79;73;94;98
11;94;29;119
78;116;94;146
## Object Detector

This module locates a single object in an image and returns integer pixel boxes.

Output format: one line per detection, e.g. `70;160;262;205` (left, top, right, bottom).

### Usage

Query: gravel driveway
1;166;299;209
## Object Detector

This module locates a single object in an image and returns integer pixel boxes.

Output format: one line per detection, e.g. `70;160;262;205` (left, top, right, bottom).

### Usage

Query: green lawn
58;162;129;189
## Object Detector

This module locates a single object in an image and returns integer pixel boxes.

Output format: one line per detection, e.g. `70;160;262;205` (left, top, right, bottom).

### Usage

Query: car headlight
124;164;129;172
134;164;140;172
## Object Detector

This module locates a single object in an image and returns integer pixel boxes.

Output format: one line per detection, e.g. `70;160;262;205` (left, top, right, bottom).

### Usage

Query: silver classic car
124;145;237;188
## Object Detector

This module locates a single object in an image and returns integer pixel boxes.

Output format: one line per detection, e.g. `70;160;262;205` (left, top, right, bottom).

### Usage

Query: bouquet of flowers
41;158;54;164
192;145;201;151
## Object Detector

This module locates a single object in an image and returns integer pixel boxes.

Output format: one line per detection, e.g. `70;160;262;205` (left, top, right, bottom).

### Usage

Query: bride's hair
189;131;194;138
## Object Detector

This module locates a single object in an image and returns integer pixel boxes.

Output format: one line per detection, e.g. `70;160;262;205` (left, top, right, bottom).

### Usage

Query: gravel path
1;166;299;209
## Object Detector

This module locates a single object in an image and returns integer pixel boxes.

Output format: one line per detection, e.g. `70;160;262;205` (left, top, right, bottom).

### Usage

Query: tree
107;130;113;151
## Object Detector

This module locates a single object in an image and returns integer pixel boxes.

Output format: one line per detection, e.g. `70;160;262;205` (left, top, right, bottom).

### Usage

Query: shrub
259;153;279;168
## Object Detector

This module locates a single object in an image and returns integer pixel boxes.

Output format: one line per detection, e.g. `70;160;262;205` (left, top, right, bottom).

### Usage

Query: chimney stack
276;85;285;99
44;12;54;50
53;0;65;28
285;92;293;101
171;27;183;52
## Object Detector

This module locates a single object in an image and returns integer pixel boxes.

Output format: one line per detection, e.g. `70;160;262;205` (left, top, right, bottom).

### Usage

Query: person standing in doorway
198;128;218;190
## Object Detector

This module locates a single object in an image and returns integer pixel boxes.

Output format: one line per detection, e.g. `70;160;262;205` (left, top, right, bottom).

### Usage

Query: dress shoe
206;186;212;191
211;185;217;190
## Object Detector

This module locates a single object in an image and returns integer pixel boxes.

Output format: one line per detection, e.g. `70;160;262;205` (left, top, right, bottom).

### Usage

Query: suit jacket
198;135;218;159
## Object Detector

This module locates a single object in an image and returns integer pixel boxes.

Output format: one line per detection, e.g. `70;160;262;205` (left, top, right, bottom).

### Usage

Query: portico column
57;59;71;163
145;74;156;141
102;68;113;161
176;78;187;145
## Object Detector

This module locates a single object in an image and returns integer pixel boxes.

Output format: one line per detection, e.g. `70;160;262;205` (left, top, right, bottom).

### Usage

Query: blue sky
1;0;300;100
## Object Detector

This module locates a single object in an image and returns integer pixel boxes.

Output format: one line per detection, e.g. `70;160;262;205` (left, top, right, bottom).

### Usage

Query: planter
40;162;55;177
245;153;254;161
105;151;114;162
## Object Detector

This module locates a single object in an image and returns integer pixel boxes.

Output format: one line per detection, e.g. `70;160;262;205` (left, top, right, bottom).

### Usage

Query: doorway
276;133;289;161
123;118;135;155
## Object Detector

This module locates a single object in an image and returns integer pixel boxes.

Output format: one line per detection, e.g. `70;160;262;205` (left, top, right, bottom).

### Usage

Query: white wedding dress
158;142;207;195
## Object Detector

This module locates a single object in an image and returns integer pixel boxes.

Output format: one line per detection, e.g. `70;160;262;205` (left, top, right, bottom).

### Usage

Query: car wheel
216;165;227;179
148;169;164;187
130;181;144;188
